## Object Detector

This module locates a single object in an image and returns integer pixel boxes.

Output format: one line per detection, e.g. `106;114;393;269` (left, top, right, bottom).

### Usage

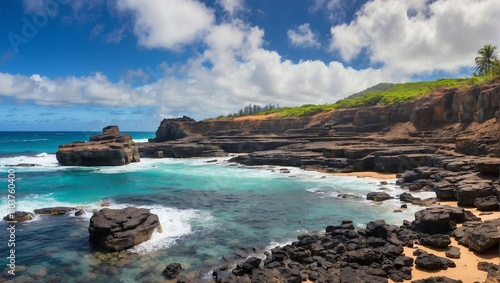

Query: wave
0;153;59;168
0;193;214;254
132;138;150;143
128;205;214;254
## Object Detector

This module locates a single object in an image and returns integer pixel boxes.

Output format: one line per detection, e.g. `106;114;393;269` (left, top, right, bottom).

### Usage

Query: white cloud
4;0;421;121
287;24;321;48
218;0;245;16
330;0;500;74
0;20;397;120
0;72;153;107
116;0;214;50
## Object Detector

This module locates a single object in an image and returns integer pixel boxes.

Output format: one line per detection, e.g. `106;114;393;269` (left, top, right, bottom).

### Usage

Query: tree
474;44;498;77
492;59;500;77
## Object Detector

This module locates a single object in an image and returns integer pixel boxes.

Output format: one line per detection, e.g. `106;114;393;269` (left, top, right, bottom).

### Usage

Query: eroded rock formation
57;125;140;166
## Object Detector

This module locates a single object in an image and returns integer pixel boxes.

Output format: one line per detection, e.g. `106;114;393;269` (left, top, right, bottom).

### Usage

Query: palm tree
474;44;498;77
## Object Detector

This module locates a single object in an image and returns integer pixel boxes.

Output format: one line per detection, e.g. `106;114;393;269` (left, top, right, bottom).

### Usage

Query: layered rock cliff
143;78;499;158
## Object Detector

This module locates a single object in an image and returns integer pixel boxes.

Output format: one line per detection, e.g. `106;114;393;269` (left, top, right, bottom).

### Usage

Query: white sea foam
1;193;213;253
0;153;59;168
266;239;294;250
128;205;213;254
0;193;78;222
132;138;150;143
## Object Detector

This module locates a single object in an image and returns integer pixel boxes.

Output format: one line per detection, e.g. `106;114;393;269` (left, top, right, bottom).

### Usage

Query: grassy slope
255;77;490;118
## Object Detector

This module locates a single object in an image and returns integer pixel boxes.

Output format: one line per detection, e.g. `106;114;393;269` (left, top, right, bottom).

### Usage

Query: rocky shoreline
42;78;500;281
140;79;499;282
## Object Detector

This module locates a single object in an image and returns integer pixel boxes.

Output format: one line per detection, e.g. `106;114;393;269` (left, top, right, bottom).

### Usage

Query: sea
0;131;434;282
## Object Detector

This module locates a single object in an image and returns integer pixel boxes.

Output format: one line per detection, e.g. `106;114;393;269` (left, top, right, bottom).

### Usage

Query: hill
225;76;491;118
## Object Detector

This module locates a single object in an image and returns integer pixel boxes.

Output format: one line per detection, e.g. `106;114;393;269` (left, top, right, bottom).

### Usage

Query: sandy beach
332;173;500;282
392;202;500;282
332;171;397;180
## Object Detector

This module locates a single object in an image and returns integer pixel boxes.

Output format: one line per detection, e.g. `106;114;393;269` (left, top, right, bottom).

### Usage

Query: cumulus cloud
0;20;395;119
330;0;500;74
218;0;246;16
0;72;152;107
116;0;214;50
11;0;465;122
287;24;321;48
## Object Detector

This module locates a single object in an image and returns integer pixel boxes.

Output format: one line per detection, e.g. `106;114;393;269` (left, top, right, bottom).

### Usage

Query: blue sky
1;0;499;131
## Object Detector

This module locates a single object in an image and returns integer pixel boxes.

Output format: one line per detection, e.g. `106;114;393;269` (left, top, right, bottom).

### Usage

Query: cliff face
152;116;313;138
412;79;500;125
149;78;499;157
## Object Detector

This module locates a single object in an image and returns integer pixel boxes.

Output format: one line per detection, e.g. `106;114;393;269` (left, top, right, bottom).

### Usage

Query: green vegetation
475;44;499;77
267;77;489;117
344;83;394;100
217;45;497;119
272;104;337;117
333;76;489;109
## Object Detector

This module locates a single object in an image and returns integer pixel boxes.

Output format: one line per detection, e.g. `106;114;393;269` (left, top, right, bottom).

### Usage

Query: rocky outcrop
162;263;182;279
34;207;77;215
149;116;195;142
411;206;479;235
366;191;392;201
88;207;160;251
483;263;500;283
412;276;463;283
398;166;500;210
57;126;140;166
414;251;456;270
3;211;35;222
456;218;500;252
139;138;227;158
213;219;414;283
473;195;499;211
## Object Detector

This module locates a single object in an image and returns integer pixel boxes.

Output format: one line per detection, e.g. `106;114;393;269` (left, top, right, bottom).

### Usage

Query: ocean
0;132;433;282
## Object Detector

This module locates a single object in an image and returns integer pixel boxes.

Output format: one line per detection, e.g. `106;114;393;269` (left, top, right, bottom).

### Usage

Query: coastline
397;203;500;283
210;162;500;283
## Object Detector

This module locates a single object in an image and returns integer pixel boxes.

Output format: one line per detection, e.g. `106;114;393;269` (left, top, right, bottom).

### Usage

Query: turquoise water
0;132;428;282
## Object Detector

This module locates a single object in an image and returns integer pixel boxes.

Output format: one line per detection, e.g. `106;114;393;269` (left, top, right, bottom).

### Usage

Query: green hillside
256;76;490;118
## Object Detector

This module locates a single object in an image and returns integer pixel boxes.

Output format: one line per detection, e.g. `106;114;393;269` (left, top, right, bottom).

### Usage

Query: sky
1;0;499;131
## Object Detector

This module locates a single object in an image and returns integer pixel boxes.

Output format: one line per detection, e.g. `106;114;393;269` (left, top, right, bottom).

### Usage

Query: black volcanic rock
366;192;392;201
473;195;499;211
3;211;35;222
411;276;463;283
415;252;456;270
89;207;160;251
34;207;77;215
411;206;479;234
162;263;182;279
459;219;500;252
